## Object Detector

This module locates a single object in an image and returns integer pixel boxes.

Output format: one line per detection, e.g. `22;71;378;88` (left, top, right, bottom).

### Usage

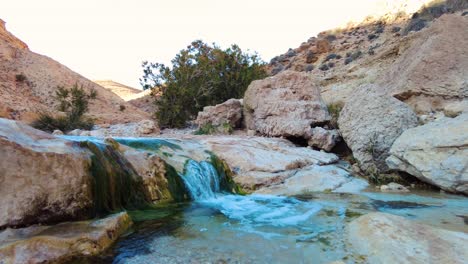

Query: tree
32;84;97;132
140;40;267;128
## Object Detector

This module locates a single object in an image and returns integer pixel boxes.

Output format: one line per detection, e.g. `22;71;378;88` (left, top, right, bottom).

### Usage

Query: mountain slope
0;19;151;124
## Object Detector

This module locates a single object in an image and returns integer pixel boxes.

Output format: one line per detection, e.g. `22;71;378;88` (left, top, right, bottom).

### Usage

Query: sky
1;0;425;89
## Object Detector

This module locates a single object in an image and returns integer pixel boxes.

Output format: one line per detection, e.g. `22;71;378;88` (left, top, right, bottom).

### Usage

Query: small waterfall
181;160;221;200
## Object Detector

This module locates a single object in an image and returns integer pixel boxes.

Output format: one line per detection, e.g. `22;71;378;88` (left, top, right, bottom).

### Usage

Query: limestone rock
387;113;468;194
380;182;409;192
347;213;468;264
256;165;368;195
69;120;159;137
306;127;340;151
338;86;418;172
0;212;132;264
244;70;330;137
52;129;64;135
195;98;243;129
0;118;93;229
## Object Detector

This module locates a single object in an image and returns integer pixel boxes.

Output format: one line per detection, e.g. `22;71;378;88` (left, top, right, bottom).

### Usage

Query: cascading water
181;160;221;200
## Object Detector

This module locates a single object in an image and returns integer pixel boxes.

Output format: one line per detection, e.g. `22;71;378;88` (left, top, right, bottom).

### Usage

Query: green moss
82;141;150;217
164;163;190;202
345;209;363;218
209;154;246;195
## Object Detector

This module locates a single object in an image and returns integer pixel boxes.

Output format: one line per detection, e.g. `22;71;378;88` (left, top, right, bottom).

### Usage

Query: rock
74;119;159;137
380;182;409;192
338;86;418;172
381;15;468;102
347;213;468;264
246;129;256;136
256;165;368;195
117;142;185;202
306;127;340;151
387;113;468;194
0;212;132;264
0;118;93;229
195;98;243;130
52;129;64;136
315;39;331;53
244;70;331;138
443;100;468;117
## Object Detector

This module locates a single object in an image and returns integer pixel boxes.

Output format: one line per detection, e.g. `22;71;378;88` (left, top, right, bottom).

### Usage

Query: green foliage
140;40;267;128
327;101;344;129
194;123;216;135
32;84;97;132
194;122;234;135
15;73;27;82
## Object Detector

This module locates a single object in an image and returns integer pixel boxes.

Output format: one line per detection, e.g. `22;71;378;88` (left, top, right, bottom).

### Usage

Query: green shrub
15;74;27;82
32;84;97;132
327;101;344;129
140;40;267;128
194;122;233;135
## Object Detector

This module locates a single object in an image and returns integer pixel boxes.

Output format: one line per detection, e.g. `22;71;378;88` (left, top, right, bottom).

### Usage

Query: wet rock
347;213;468;264
380;182;409;193
244;70;330;138
0;118;93;229
52;129;64;135
0;212;132;264
387;113;468;194
256;165;368;195
195;98;243;131
338;85;418;173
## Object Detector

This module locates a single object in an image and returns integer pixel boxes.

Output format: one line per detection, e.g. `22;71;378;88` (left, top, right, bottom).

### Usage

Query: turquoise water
60;136;468;263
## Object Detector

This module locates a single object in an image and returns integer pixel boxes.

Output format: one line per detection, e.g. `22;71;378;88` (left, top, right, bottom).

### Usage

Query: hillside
268;0;468;115
95;79;156;115
0;19;151;124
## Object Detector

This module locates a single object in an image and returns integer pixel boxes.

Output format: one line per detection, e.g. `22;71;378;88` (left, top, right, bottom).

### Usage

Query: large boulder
244;70;331;137
0;118;93;229
387;113;468;194
195;98;243;130
381;14;468;101
338;86;418;172
347;213;468;264
0;212;132;264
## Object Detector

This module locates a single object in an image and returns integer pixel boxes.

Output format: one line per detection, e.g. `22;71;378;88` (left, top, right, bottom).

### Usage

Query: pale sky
1;0;424;89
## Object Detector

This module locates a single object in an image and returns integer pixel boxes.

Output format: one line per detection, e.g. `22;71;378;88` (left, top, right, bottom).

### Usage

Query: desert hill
95;79;156;115
0;19;151;124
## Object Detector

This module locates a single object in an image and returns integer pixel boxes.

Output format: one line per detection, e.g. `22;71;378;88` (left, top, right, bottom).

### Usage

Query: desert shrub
119;104;126;111
305;64;314;72
404;18;428;34
324;53;337;62
32;84;96;132
15;74;27;82
141;40;267;128
344;57;353;65
368;34;378;40
319;64;329;71
327;101;344;129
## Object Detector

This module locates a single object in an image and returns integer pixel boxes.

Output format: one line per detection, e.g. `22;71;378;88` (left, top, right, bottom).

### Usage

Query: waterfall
181;160;221;200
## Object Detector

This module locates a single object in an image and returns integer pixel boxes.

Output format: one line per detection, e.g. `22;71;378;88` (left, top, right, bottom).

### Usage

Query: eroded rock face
347;213;468;264
387;113;468;194
196;98;243;130
244;71;331;138
338;86;418;172
0;118;93;229
0;212;132;264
